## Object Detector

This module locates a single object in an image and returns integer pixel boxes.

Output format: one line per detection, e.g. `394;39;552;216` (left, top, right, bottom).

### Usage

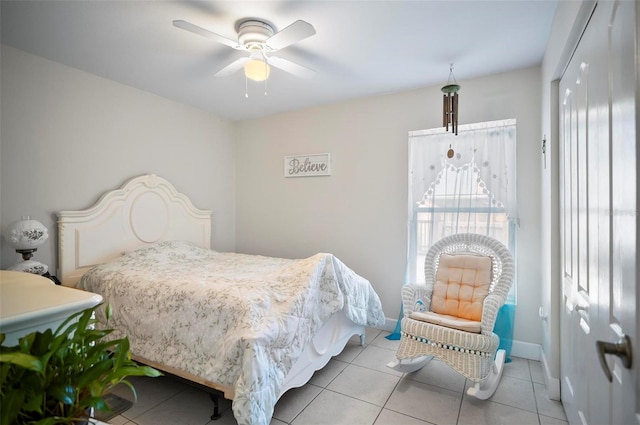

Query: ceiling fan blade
266;20;316;51
173;20;240;49
268;56;316;79
214;57;249;77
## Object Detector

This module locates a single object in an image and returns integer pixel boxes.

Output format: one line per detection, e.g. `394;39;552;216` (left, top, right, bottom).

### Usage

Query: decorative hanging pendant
447;144;454;158
441;65;460;136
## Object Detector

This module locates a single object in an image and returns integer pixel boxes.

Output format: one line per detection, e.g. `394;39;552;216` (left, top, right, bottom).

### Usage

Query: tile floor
106;328;568;425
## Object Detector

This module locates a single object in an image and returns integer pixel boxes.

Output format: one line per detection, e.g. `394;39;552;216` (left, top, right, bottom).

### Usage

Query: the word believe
288;157;328;175
284;154;331;177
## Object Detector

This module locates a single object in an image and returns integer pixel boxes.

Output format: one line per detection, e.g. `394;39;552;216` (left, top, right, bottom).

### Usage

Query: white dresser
0;270;103;345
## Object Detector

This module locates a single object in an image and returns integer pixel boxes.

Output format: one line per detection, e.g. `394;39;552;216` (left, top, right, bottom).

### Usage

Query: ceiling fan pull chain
245;75;249;99
263;53;268;96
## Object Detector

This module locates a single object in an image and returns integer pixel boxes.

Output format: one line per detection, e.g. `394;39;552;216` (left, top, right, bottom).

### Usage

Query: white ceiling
1;1;558;122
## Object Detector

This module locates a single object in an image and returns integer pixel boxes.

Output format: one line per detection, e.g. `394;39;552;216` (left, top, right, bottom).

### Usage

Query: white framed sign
284;153;331;177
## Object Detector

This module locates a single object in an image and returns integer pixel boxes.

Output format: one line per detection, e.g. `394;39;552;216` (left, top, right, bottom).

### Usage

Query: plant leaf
75;357;113;389
0;390;25;425
0;352;43;373
31;329;54;356
81;395;108;412
53;305;97;337
22;391;44;412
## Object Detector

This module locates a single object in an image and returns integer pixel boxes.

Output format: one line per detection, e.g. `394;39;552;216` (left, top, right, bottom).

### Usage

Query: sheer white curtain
407;119;517;284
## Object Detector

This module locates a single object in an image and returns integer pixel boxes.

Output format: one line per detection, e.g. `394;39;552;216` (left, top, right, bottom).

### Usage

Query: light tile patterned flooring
107;328;568;425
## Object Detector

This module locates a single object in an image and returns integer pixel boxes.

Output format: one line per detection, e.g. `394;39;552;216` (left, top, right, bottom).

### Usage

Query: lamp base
16;248;37;261
7;260;48;275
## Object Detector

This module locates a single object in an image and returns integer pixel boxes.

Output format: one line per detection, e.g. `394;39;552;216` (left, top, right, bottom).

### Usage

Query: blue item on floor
494;303;516;363
385;304;403;340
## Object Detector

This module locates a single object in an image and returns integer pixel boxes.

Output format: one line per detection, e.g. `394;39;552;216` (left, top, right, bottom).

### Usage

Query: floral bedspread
78;241;385;425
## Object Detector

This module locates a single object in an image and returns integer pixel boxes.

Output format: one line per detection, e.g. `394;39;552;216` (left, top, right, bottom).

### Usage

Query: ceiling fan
173;18;316;81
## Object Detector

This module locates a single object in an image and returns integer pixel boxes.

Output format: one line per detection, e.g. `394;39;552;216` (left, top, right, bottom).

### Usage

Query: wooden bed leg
209;393;221;420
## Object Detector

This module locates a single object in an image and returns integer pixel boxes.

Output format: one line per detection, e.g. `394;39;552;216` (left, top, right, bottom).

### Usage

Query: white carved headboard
57;174;212;287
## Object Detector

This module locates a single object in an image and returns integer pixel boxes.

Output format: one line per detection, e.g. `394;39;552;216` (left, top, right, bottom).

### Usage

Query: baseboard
510;340;540;360
540;346;561;400
382;316;398;333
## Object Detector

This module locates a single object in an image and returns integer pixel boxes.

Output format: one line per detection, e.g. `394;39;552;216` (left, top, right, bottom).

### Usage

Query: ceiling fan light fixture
244;58;271;82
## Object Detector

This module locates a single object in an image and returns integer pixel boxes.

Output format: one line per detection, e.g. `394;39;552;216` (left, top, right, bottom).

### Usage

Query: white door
559;1;637;424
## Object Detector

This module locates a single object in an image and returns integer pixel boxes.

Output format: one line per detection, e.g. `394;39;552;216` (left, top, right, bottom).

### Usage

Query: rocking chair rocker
388;233;514;399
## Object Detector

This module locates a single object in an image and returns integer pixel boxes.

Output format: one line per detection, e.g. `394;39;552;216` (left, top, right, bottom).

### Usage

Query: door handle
596;335;632;382
574;304;588;313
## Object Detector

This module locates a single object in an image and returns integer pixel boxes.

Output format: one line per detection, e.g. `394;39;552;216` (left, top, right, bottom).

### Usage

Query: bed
57;174;385;425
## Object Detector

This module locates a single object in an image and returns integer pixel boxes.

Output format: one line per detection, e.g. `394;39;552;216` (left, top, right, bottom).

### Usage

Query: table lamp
4;216;49;275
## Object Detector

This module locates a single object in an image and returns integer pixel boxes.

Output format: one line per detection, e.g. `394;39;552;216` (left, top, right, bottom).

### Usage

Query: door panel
559;1;637;424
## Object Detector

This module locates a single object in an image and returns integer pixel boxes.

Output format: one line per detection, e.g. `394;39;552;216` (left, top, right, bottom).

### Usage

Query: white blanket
78;241;385;425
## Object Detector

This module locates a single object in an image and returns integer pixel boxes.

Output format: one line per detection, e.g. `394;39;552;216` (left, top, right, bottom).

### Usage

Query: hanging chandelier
441;64;460;135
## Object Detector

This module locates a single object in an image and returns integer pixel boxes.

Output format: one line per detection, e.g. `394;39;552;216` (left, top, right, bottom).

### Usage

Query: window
407;119;517;299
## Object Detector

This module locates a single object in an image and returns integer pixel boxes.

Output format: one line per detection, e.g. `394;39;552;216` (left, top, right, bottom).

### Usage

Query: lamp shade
244;59;271;82
5;216;48;250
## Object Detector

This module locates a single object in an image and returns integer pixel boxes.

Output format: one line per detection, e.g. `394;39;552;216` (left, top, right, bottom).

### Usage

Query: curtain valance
408;119;517;221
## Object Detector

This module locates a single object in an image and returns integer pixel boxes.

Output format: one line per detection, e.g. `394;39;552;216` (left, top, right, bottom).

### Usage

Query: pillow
430;253;492;321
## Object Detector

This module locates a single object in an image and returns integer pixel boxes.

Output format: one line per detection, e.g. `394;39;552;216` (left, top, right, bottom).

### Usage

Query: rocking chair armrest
481;293;507;333
401;284;432;317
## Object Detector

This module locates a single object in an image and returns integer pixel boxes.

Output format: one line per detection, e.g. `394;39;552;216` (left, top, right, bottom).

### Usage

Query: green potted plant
0;304;161;425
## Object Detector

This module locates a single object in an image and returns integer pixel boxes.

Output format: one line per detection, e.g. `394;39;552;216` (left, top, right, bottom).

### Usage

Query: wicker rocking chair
388;233;514;399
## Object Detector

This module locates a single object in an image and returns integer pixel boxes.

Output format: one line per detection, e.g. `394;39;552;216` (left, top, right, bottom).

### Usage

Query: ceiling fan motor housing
237;20;274;50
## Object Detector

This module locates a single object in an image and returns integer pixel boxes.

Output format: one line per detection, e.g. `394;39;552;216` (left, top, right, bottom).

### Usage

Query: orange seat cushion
430;253;492;321
410;311;482;333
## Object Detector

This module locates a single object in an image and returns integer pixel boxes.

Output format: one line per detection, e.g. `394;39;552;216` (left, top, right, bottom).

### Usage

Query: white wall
0;43;547;348
235;66;544;345
0;45;236;274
